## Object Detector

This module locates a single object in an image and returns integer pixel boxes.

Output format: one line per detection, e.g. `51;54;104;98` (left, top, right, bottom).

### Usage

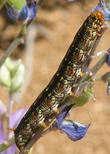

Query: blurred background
0;0;110;154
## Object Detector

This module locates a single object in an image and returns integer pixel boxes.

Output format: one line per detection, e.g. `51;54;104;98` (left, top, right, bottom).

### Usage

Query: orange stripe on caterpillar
91;10;104;23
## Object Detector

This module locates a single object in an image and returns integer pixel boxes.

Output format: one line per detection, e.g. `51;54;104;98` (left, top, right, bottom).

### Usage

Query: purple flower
6;2;37;22
9;108;27;128
0;108;27;154
54;105;90;141
59;120;90;141
0;121;5;144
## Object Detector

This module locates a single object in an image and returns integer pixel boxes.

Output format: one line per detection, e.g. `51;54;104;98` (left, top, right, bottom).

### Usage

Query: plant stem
21;24;37;98
91;50;110;75
7;93;13;130
0;38;24;67
0;24;27;67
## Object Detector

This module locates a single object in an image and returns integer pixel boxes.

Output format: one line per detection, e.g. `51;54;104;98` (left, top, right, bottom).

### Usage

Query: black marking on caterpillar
14;10;104;152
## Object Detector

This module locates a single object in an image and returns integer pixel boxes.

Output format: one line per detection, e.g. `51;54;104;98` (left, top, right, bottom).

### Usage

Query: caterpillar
14;10;104;152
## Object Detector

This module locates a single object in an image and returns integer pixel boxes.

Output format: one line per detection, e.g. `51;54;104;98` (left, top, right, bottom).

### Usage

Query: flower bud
0;65;11;88
0;58;25;93
5;58;21;76
10;63;25;93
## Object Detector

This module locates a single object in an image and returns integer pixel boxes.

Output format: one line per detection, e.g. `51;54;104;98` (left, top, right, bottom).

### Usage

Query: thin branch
0;24;27;67
6;93;14;139
20;24;37;99
91;49;110;75
0;38;24;67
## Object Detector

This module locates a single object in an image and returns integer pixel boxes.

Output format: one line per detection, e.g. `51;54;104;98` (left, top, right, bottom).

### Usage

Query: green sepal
7;0;26;10
74;83;93;107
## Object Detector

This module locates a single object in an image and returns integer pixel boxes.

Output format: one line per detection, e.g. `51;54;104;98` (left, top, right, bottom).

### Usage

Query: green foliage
74;83;93;107
7;0;26;10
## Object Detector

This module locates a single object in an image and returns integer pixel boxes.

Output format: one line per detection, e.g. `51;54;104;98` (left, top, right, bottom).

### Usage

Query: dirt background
0;0;110;154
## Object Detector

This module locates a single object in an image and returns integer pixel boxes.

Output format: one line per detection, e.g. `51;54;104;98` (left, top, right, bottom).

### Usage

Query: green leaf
7;0;26;10
10;63;25;93
74;83;93;107
0;65;11;88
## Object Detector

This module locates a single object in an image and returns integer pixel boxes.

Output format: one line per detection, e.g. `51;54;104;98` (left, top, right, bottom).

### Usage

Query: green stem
0;38;24;67
91;52;108;75
0;24;27;67
6;93;14;139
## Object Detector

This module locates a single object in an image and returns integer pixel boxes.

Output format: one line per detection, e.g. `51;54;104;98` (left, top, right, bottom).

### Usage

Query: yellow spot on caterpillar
80;71;84;77
92;10;104;23
52;107;59;114
39;121;47;128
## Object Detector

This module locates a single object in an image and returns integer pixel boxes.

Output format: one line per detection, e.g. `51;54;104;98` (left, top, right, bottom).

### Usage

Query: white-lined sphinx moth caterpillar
14;10;104;151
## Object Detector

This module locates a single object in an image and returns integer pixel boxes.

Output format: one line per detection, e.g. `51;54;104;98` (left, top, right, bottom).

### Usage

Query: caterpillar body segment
14;10;104;151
